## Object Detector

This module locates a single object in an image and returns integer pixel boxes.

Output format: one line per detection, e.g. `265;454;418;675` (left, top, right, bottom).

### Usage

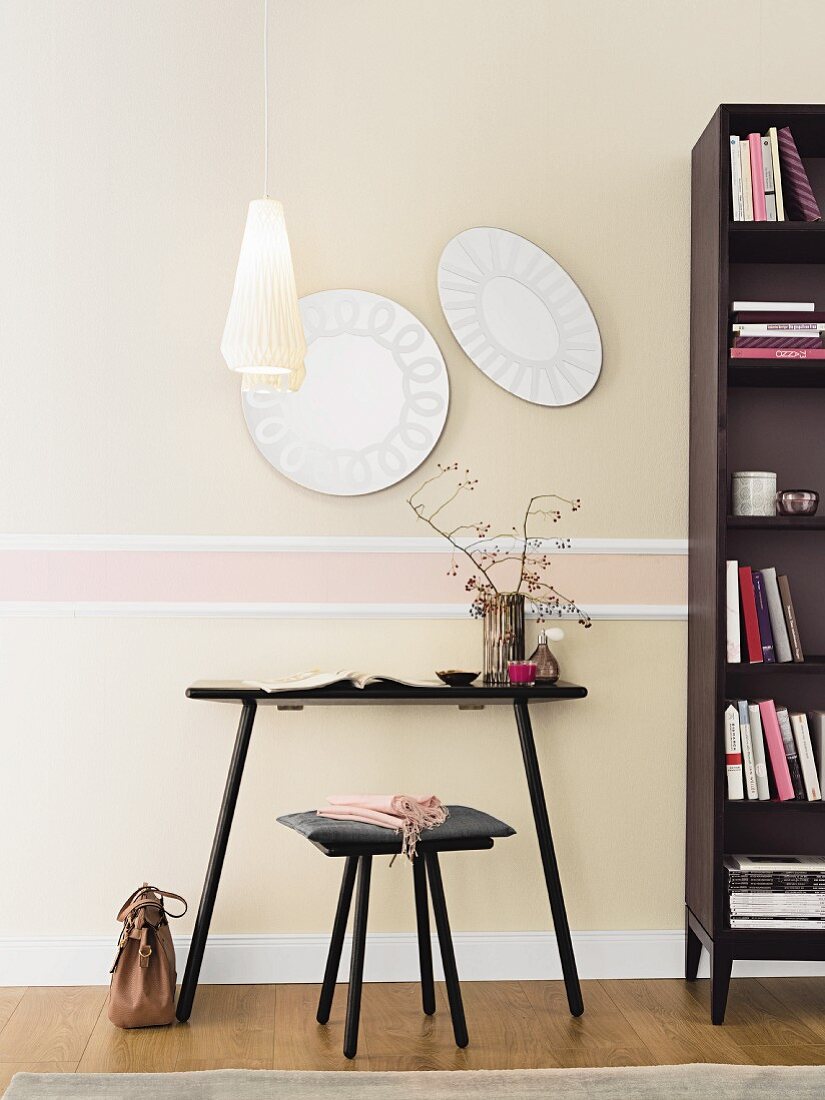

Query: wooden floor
3;978;825;1092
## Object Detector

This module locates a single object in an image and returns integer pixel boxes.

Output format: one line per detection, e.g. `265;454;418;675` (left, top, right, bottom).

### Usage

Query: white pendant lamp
221;0;306;392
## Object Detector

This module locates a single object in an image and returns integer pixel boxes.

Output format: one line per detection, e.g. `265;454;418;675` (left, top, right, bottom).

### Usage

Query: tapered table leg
514;700;583;1017
176;701;257;1022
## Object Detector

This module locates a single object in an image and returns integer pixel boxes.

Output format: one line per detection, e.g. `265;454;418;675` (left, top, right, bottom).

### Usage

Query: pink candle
508;661;537;685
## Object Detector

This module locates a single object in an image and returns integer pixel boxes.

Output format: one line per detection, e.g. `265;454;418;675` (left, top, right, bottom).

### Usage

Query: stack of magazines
726;854;825;929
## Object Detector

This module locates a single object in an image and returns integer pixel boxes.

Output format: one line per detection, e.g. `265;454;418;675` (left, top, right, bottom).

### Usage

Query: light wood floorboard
3;979;825;1093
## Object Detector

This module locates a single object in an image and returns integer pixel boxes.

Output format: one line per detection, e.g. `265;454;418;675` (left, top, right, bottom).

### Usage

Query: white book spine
738;701;758;799
747;703;771;800
726;560;741;662
725;704;745;800
732;301;815;312
810;712;825;795
740;141;754;221
730;136;744;221
765;193;778;221
769;126;785;221
761;567;792;662
794;713;822;801
733;323;825;334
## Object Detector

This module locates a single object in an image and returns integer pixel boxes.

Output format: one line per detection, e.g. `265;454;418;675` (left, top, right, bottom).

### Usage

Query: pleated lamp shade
221;199;307;392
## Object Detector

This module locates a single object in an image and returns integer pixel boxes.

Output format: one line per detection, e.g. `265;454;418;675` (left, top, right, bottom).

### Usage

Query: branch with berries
407;463;591;627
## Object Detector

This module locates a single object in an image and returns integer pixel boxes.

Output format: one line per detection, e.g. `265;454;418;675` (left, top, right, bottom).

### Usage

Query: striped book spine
777;126;821;221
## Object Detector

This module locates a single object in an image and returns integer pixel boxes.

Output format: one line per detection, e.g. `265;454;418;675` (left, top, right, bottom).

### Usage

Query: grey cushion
278;804;515;849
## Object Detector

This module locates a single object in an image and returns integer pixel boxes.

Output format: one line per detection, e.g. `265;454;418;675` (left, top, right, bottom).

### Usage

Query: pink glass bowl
508;661;537;685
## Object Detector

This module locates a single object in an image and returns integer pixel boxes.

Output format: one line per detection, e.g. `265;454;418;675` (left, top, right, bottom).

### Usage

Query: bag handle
117;886;188;923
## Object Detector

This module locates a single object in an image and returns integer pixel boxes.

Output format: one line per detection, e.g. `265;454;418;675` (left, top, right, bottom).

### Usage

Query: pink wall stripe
0;550;687;606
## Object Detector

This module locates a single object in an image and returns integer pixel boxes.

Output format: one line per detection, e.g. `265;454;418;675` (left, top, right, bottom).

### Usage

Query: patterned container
483;593;526;685
731;471;777;517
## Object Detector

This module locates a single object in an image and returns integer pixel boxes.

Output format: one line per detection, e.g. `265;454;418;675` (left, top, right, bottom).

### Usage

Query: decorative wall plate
437;227;601;406
242;289;449;495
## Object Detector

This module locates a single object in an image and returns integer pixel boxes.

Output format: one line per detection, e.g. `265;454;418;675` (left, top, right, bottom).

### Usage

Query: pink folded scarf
317;795;448;859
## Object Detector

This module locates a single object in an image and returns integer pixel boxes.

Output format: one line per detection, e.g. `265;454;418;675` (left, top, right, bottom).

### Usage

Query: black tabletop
186;679;587;706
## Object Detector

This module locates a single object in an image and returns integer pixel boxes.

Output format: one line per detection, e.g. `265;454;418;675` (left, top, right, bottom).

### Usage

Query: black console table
176;679;588;1023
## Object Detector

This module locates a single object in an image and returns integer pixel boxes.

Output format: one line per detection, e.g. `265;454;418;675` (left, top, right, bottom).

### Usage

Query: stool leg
413;855;436;1015
425;851;468;1049
317;856;358;1025
343;855;372;1059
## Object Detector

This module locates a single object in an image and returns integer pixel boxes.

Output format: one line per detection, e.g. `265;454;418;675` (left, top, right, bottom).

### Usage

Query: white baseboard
3;929;825;986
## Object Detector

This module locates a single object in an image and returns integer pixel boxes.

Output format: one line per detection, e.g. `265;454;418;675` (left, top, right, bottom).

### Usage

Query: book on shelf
768;126;785;221
731;301;815;312
761;135;778;222
747;702;771;800
730;136;744;222
726;560;741;663
727;701;825;803
738;564;763;664
757;699;795;801
748;133;768;221
729;124;820;223
731;348;825;359
777;126;822;222
776;704;806;800
761;567;793;663
724;703;745;800
777;574;804;662
807;713;825;795
726;855;825;930
726;563;803;665
751;571;776;662
738;700;759;799
790;713;821;801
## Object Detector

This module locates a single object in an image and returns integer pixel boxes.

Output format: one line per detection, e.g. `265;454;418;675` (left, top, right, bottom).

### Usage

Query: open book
243;669;443;693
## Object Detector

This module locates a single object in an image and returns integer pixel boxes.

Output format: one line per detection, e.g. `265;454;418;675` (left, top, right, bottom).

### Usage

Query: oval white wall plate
437;227;602;406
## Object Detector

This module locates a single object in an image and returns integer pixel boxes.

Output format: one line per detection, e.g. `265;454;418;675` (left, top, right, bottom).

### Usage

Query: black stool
278;805;515;1059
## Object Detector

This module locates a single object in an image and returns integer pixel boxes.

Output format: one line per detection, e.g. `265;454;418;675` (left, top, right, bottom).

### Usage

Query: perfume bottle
528;629;561;684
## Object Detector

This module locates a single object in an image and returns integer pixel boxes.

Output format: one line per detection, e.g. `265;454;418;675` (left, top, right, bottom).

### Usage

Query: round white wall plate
243;289;449;495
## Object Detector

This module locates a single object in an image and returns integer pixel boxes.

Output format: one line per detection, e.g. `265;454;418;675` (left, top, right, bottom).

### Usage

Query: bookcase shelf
726;799;825;811
727;516;825;530
687;104;825;1025
726;656;825;674
729;222;825;263
728;363;825;388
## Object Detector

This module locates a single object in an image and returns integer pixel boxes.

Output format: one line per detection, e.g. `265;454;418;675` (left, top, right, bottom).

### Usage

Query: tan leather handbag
108;884;187;1028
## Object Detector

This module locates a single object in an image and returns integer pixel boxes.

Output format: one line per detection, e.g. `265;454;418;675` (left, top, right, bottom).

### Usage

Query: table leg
514;699;583;1017
176;700;257;1022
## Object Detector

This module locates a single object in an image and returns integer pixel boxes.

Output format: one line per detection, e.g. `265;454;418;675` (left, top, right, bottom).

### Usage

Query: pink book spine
731;348;825;359
749;134;767;221
758;700;795;800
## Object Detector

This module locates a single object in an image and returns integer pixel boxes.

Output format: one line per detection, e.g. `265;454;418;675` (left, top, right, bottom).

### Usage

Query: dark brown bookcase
687;105;825;1023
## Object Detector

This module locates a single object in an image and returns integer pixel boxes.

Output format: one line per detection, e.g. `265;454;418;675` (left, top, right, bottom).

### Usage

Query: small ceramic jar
731;471;777;516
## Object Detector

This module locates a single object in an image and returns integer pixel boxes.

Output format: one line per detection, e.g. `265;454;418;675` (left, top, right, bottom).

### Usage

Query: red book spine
739;565;763;663
731;348;825;359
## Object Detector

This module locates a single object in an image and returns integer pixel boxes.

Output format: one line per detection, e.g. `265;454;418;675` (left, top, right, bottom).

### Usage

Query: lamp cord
263;0;269;198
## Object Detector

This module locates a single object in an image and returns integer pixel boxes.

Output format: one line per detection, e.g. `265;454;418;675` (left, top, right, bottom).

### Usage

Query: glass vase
483;592;526;685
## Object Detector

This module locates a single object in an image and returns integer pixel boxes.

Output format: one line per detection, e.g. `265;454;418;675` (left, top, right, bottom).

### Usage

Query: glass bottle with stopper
528;628;563;684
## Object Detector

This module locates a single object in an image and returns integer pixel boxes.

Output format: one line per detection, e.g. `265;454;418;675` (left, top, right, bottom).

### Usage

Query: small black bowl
436;670;480;687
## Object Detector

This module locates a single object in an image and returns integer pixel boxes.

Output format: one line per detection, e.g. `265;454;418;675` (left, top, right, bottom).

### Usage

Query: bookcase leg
685;912;702;981
710;947;732;1024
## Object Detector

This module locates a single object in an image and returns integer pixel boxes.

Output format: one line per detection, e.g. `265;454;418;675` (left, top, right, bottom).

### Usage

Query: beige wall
1;0;824;943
